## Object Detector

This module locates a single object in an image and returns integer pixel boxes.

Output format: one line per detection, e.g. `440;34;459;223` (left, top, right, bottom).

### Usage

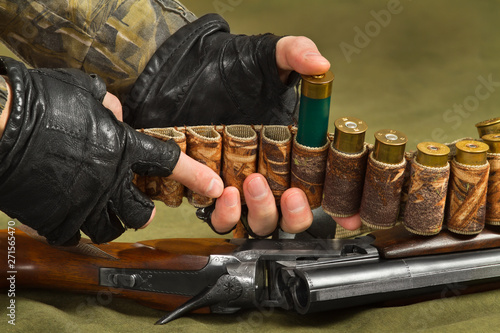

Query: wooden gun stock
0;227;237;313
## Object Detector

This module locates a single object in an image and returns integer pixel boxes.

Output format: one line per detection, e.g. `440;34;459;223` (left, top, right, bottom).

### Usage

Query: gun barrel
287;247;500;314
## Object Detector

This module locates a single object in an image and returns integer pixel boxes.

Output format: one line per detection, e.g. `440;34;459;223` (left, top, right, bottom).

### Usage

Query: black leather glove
0;57;180;245
123;14;299;128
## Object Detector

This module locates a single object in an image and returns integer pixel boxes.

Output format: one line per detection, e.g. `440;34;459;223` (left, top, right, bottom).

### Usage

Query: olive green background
1;0;500;332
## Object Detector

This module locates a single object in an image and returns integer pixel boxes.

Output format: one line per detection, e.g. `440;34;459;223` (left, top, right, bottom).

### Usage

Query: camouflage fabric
0;76;7;115
0;0;196;100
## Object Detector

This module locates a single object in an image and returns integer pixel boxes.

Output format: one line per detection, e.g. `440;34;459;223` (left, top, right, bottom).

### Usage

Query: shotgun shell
333;117;368;154
322;117;369;218
416;142;450;168
373;129;407;164
403;142;450;236
476;117;500;137
446;140;490;235
455;140;489;165
296;71;334;148
482;133;500;154
482;134;500;226
359;129;407;229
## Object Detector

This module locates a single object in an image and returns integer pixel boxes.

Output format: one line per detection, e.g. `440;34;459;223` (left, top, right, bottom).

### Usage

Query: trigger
155;274;243;325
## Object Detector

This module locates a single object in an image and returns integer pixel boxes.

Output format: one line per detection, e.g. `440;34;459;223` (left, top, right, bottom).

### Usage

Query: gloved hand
0;57;180;246
123;14;300;128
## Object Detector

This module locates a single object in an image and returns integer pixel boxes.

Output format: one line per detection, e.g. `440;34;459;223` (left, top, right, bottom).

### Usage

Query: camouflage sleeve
0;0;196;100
0;76;7;117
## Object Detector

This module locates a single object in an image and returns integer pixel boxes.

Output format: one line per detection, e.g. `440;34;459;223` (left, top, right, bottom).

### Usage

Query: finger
103;92;123;121
80;207;126;244
169;152;224;198
129;133;181;178
111;176;155;230
210;186;241;233
129;133;222;199
139;206;156;229
243;174;279;236
280;188;313;233
276;36;331;82
334;213;362;230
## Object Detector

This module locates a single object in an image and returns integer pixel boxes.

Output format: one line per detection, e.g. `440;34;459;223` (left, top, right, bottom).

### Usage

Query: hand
0;57;183;245
209;174;312;236
102;91;307;236
200;37;358;236
109;88;299;240
122;15;361;233
124;14;314;128
278;36;362;231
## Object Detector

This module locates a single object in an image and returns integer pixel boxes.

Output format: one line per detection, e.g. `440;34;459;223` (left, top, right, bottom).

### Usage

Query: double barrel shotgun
2;224;500;324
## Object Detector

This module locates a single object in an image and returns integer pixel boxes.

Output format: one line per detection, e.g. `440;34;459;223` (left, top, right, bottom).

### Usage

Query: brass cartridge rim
416;142;450;167
333;117;368;153
455;140;489;165
482;133;500;154
475;117;500;137
300;71;334;99
373;129;408;164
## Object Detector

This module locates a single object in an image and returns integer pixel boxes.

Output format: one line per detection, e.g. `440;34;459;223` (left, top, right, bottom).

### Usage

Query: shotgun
2;224;500;325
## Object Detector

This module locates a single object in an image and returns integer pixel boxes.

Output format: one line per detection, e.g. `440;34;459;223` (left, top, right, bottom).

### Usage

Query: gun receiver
2;225;500;324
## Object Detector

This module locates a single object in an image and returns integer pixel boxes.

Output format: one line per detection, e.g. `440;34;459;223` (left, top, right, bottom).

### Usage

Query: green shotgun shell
373;129;407;164
482;133;500;154
416;142;450;167
296;71;334;148
476;117;500;137
333;117;368;154
455;140;489;165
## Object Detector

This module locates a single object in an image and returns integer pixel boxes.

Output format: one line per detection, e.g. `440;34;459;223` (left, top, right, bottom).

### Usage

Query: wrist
0;75;12;137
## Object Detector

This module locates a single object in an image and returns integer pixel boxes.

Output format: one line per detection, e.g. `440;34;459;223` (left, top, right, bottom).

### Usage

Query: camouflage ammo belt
134;123;500;238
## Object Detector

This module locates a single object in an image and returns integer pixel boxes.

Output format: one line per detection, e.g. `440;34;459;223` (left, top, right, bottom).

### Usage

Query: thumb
276;36;331;76
169;152;224;199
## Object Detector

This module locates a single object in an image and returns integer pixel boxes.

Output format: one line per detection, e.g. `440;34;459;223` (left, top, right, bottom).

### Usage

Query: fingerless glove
124;14;299;128
0;57;180;245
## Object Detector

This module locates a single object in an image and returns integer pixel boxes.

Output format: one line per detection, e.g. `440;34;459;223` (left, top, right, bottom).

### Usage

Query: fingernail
206;178;223;198
247;177;267;200
224;191;239;208
285;192;306;214
305;52;329;63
